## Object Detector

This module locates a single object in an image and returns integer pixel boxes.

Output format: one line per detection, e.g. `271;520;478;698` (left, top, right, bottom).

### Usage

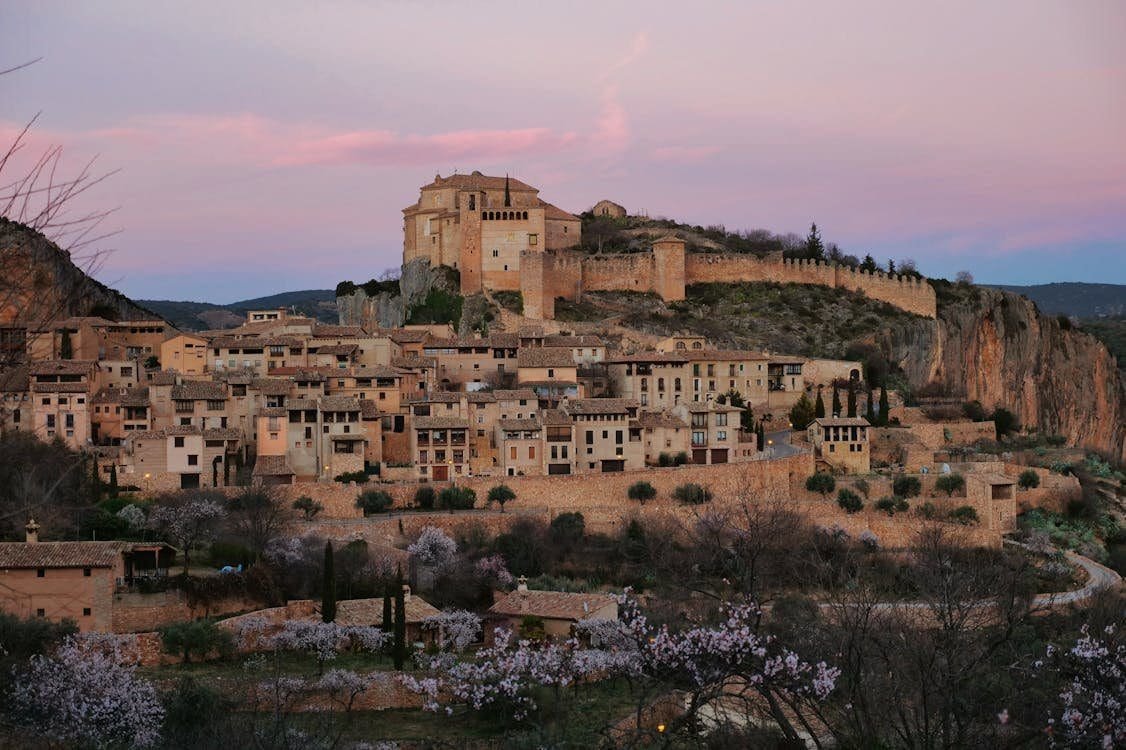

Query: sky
1;1;1124;302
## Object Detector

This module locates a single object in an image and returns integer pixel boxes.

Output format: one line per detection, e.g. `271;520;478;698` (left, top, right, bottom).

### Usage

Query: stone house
91;386;151;445
808;417;871;474
29;360;97;449
673;401;744;465
122;425;239;491
590;199;627;218
498;417;543;476
411;415;470;482
560;397;643;473
160;333;209;375
488;579;617;641
637;409;690;465
422;333;519;389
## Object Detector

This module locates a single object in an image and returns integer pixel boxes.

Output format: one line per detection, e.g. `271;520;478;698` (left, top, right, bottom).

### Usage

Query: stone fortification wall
111;591;260;633
518;244;937;321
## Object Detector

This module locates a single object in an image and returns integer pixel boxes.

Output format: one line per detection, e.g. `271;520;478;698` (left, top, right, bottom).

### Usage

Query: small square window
83;568;91;577
36;608;45;617
83;607;92;617
36;568;45;578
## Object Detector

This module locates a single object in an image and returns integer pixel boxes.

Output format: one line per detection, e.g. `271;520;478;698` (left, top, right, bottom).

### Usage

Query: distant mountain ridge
139;289;337;331
991;282;1126;318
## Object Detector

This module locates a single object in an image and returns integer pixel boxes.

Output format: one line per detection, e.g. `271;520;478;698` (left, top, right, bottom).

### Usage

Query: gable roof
422;171;538;193
517;347;576;369
0;541;126;569
490;589;616;621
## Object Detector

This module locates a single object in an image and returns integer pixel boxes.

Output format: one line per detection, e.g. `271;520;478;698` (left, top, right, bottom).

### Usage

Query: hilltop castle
401;172;936;319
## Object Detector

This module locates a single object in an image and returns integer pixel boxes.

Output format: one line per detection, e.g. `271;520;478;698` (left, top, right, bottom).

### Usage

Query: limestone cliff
0;218;159;326
337;258;456;329
878;286;1126;461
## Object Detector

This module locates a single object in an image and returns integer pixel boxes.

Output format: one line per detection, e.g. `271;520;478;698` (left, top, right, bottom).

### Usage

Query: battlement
517;242;936;320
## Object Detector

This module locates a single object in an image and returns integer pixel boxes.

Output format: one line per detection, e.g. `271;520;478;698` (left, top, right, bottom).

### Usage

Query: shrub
627;481;657;504
673;483;712;505
934;473;965;497
852;479;870;499
292;496;323;520
160;620;233;664
949;505;980;525
674;451;689;466
992;407;1019;439
549;512;585;548
487;485;516;511
892;475;922;499
858;530;880;551
414;485;436;510
356;490;394;516
805;472;836;497
1018;469;1041;490
875;496;900;516
963;400;988;422
438;486;476;510
334;470;369;484
919;501;939;519
837;489;863;513
657;453;671;467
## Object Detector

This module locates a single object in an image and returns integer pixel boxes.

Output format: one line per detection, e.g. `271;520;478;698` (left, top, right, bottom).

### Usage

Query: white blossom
407;526;457;570
421;610;482;653
116;503;146;530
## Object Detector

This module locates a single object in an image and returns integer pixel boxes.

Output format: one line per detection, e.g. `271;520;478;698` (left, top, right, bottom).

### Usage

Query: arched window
675;341;686;350
503;211;509;220
658;377;665;391
692;341;703;349
674;378;682;391
522;211;528;220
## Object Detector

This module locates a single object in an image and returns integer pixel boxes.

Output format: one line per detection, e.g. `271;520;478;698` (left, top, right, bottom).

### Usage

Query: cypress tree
59;329;73;360
847;381;857;418
805;222;825;259
756;422;765;451
90;460;102;500
866;388;875;423
109;464;118;497
393;572;407;669
814;388;826;419
831;388;842;418
879;386;890;426
382;584;393;632
322;541;336;623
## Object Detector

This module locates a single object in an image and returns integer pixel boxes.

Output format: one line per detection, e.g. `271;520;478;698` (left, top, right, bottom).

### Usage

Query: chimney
25;518;40;544
516;575;528;593
402;584;411;602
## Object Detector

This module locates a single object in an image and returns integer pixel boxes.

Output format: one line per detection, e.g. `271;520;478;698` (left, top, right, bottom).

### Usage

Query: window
692;431;706;446
36;608;45;617
528;446;535;459
510;446;517;460
585;430;594;445
174;436;185;448
83;608;92;617
36;568;45;578
83;567;91;577
716;413;728;427
717;431;727;441
188;454;198;466
528;233;538;245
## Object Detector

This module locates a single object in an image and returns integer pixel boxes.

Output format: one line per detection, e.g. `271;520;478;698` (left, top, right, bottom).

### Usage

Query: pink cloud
650;145;722;163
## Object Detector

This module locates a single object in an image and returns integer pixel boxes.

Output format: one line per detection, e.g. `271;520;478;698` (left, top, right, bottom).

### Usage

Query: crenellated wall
519;241;937;320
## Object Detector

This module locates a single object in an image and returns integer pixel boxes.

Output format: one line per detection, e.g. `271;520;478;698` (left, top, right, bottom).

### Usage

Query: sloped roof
636;410;688;429
563;398;639;415
252;455;295;477
422;171;538;193
498;418;541;432
543;334;604;348
172;381;227;400
336;595;440;625
538;200;581;222
320;396;360;412
28;360;96;376
492;389;538;402
0;541;126;569
517;347;576;369
251;379;291;396
312;325;366;338
413;416;469;429
810;417;870;427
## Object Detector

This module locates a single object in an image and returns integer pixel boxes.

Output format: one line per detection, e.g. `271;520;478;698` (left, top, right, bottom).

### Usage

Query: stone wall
111;590;262;633
518;244;937;321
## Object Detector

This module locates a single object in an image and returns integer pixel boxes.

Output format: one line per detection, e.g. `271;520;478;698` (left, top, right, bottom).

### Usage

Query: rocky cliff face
0;218;158;326
337;258;455;329
880;286;1126;461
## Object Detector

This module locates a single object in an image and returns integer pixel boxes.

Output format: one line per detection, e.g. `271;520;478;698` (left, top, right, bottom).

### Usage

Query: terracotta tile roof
147;371;180;386
312;344;358;356
636;410;687;429
120;387;150;407
387;330;430;344
202;428;241;440
607;352;688;364
423;171;538;193
424;333;519;350
538;200;581;222
517;347;576;368
165;424;202;436
359;399;380;419
353;366;407;379
28;360;96;376
320;396;360;412
218;372;255;385
287;398;319;410
491;389;538;402
171;381;227;400
253;455;295;477
465;392;497;403
413;416;468;429
563;398;639;415
259;407;288;418
251;379;291;396
0;541;126;569
498;418;541;432
408;392;462;404
490;589;616;621
683;402;743;413
683;349;769;362
391;355;436;369
32;382;91;393
336;595;440;625
517;325;545;338
810;417;870;427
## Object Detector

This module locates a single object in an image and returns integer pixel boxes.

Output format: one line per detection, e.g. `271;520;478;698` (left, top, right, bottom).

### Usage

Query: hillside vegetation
140;289;338;330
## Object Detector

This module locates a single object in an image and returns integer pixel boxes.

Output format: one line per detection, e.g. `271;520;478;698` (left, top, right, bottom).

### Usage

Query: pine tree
847;381;857;418
887;259;896;274
879;386;890;426
866;388;875;423
832;388;842;417
814;388;826;419
322;541;336;623
805;222;825;259
108;464;118;497
59;329;73;360
860;254;878;272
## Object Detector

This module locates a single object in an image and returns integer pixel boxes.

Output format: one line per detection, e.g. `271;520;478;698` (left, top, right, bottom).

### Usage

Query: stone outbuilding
591;199;627;218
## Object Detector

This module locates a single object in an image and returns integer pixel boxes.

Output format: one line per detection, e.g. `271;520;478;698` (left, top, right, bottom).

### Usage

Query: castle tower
458;189;484;295
651;235;686;302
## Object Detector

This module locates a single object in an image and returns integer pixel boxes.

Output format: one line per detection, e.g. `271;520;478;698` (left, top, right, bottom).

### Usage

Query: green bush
673;483;712;505
892;475;922;499
549;512;586;547
949;506;980;525
919;501;939;519
160;620;233;664
837;489;863;513
963;400;988;422
487;484;516;510
674;451;689;466
439;486;476;510
875;496;908;516
407;288;464;327
356;490;394;516
934;473;965;497
334;470;369;484
1018;469;1041;490
805;472;836;497
292;495;323;520
657;453;671;467
627;481;657;503
414;485;436;510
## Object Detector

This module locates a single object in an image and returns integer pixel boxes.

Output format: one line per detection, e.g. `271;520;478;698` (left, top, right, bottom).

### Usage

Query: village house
411;415;470;482
590;199;627;218
28;317;171;364
422;333;520;389
673;401;746;465
559;397;643;473
160;333;209;375
636;409;690;465
808;416;871;474
488;578;617;641
29;360;97;449
90;386;151;445
121;425;240;491
0;520;175;632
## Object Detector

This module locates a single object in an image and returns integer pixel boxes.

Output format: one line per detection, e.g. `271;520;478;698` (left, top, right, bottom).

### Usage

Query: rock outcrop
337;258;457;329
0;218;159;326
880;287;1126;461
